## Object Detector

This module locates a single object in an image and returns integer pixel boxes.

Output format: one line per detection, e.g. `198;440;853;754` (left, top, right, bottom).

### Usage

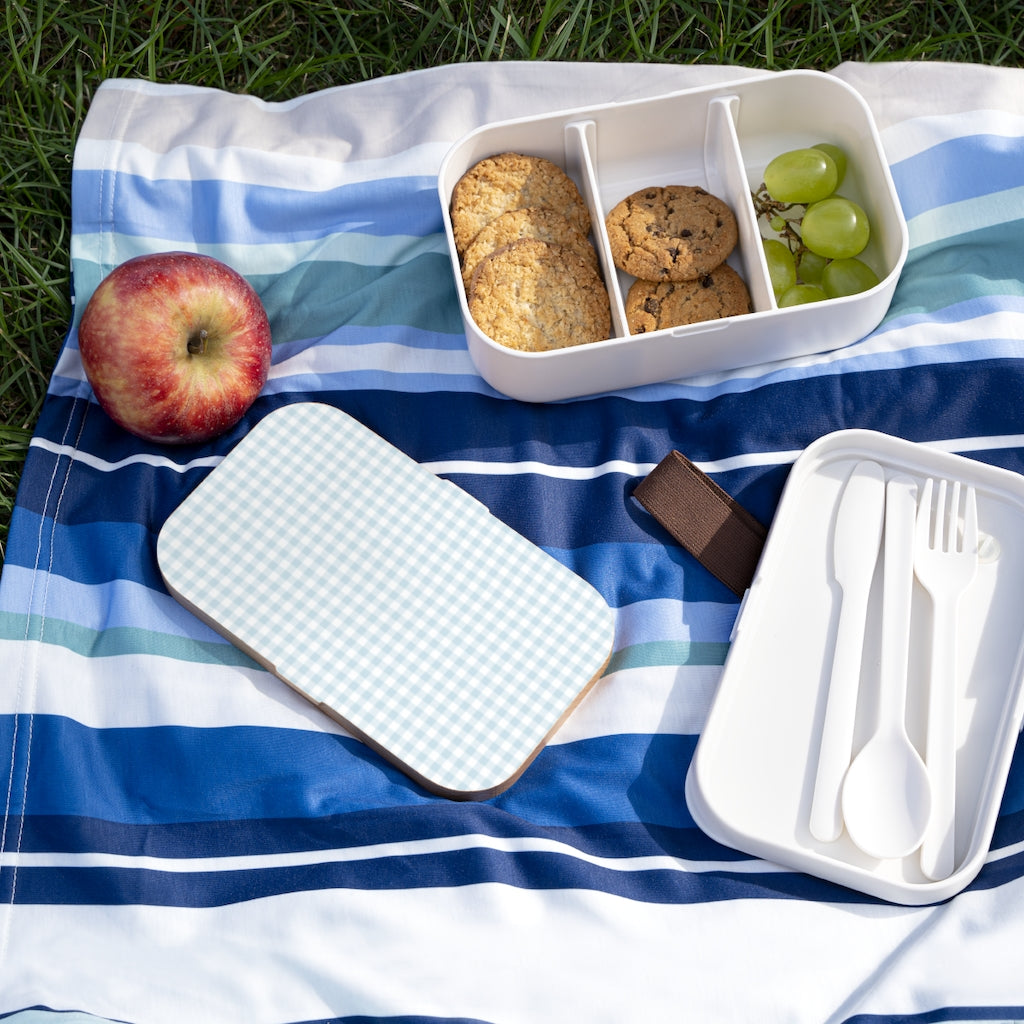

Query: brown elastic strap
633;450;767;597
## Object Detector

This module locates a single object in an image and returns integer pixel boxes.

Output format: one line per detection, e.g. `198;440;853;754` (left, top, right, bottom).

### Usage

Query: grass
2;0;1023;567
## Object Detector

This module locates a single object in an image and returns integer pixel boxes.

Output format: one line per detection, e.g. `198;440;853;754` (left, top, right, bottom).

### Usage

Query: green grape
801;197;870;260
770;216;787;232
763;148;838;204
797;249;828;286
822;257;880;297
763;238;796;297
812;143;847;187
779;284;828;307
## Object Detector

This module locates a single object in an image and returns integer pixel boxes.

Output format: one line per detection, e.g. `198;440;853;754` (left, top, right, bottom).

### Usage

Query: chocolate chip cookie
605;185;738;282
624;264;751;333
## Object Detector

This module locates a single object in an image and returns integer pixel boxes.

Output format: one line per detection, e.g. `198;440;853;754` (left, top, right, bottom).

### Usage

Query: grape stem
751;183;806;255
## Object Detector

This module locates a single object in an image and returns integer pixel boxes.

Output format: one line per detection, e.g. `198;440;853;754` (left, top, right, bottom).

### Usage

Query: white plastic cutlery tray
686;429;1024;904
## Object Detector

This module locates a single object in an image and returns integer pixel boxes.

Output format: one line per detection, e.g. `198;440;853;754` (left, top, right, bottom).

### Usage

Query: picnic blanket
3;59;1024;1023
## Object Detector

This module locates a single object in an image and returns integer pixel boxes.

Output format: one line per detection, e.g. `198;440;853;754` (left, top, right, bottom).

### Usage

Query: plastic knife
809;460;887;843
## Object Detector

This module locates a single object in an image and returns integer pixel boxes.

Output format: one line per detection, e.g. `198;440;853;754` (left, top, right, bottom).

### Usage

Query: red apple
78;251;272;444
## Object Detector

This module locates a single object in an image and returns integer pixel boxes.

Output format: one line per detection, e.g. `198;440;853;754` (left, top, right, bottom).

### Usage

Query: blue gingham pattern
157;401;614;796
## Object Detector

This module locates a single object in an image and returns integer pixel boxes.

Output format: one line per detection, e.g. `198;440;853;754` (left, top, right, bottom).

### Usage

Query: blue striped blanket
3;61;1024;1023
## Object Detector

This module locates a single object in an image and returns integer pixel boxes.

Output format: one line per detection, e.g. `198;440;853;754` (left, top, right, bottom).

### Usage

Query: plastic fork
914;477;978;880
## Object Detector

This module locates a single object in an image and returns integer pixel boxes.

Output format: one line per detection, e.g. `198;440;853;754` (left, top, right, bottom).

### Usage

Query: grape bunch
752;144;879;307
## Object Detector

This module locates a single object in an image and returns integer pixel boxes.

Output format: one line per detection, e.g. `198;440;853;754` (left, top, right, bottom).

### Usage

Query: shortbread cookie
605;185;738;282
467;238;610;352
461;206;598;288
450;153;592;255
625;264;751;333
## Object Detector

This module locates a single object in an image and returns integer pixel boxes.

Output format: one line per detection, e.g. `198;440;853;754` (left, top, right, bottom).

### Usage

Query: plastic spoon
842;474;932;859
809;460;886;843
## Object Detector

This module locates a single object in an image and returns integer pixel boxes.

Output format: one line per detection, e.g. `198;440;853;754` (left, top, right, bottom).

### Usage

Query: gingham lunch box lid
157;401;614;799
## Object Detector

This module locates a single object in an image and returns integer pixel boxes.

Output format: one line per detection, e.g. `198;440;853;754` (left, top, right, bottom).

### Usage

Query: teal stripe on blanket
0;611;253;666
604;640;730;673
0;607;722;675
69;252;464;345
1;557;737;645
894;219;1024;313
247;257;462;341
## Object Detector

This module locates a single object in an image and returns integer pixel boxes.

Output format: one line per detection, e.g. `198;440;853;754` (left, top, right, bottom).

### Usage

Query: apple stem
187;328;208;356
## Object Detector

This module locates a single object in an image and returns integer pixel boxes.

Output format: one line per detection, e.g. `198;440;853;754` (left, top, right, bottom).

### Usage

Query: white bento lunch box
438;70;909;403
686;430;1024;905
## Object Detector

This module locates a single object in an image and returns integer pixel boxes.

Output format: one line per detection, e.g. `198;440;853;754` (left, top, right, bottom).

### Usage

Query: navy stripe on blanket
0;717;697;830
